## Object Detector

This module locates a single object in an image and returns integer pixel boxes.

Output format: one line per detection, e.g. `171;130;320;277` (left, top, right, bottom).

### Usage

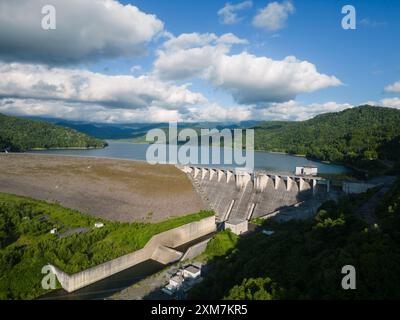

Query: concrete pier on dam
178;166;331;223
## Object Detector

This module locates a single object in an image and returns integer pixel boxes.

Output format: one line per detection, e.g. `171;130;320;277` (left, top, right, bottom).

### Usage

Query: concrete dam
179;166;330;223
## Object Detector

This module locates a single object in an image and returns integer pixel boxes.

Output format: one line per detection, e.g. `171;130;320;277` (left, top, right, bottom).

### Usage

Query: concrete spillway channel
41;217;216;300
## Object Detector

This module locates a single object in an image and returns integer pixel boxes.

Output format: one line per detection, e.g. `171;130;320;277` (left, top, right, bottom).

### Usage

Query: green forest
190;180;400;300
0;192;212;299
253;105;400;174
0;113;107;152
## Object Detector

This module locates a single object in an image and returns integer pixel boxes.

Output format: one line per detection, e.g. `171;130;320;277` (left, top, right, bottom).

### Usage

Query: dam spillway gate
178;166;331;223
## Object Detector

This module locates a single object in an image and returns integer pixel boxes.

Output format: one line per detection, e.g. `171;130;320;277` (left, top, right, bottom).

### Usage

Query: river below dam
31;141;348;174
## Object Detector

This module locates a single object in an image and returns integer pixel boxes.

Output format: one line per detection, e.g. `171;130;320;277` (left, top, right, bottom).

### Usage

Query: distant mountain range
23;116;262;141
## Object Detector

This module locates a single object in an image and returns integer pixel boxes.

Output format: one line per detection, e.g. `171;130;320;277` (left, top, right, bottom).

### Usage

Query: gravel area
0;153;205;222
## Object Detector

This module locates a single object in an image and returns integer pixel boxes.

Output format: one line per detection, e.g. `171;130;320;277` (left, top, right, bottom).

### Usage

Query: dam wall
180;166;330;223
49;216;216;293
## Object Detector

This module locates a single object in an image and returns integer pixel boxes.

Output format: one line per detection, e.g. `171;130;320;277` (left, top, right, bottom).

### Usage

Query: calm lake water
31;141;348;174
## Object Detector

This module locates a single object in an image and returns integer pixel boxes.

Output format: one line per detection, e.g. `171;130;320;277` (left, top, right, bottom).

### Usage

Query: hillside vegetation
190;181;400;300
254;106;400;173
0;192;213;299
0;113;107;152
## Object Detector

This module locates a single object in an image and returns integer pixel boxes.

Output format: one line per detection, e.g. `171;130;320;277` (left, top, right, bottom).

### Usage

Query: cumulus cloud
0;0;164;64
154;32;247;80
218;1;253;25
208;54;341;104
161;32;247;51
0;95;356;123
0;98;183;123
154;33;341;104
187;103;253;122
0;63;206;110
380;97;400;109
253;1;295;32
188;100;354;122
384;81;400;93
255;101;354;121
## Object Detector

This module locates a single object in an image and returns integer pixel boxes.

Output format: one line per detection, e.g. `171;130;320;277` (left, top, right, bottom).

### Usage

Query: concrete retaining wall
49;216;216;292
180;238;211;261
152;245;183;264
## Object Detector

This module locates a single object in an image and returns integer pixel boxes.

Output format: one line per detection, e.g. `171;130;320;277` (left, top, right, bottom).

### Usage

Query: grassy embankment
0;192;213;299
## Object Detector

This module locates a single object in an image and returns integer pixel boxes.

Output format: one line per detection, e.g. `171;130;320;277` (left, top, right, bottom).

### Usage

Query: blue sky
0;0;399;123
120;0;400;105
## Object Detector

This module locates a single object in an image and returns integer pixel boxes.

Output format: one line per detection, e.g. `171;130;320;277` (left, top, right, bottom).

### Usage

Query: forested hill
0;113;107;152
254;105;400;166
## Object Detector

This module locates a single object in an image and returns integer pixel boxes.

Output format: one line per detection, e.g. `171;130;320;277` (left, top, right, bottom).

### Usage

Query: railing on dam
49;216;216;293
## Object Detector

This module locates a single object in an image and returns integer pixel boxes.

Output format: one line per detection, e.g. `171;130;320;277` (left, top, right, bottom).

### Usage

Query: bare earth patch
0;154;205;222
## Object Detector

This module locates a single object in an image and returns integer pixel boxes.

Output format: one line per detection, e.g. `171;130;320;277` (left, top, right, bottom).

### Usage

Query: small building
183;265;201;279
169;275;184;288
162;274;184;295
50;228;57;235
296;166;318;176
94;222;104;228
224;219;248;235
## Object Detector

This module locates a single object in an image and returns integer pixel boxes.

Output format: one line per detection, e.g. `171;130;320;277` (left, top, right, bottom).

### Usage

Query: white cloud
0;0;164;64
0;62;206;110
154;34;341;104
154;32;247;80
384;81;400;93
188;100;354;122
0;95;356;123
361;98;400;110
216;33;249;45
255;101;354;121
161;32;247;51
0;98;183;123
253;1;295;32
380;97;400;109
187;103;253;122
218;1;253;25
208;54;341;104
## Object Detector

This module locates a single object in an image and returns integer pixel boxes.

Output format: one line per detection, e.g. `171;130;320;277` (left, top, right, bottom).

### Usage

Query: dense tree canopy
253;106;400;172
0;193;212;299
0;113;107;152
190;182;400;300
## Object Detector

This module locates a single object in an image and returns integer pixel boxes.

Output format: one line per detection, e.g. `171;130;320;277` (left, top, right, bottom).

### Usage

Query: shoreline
2;142;349;175
30;146;107;151
8;151;152;165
